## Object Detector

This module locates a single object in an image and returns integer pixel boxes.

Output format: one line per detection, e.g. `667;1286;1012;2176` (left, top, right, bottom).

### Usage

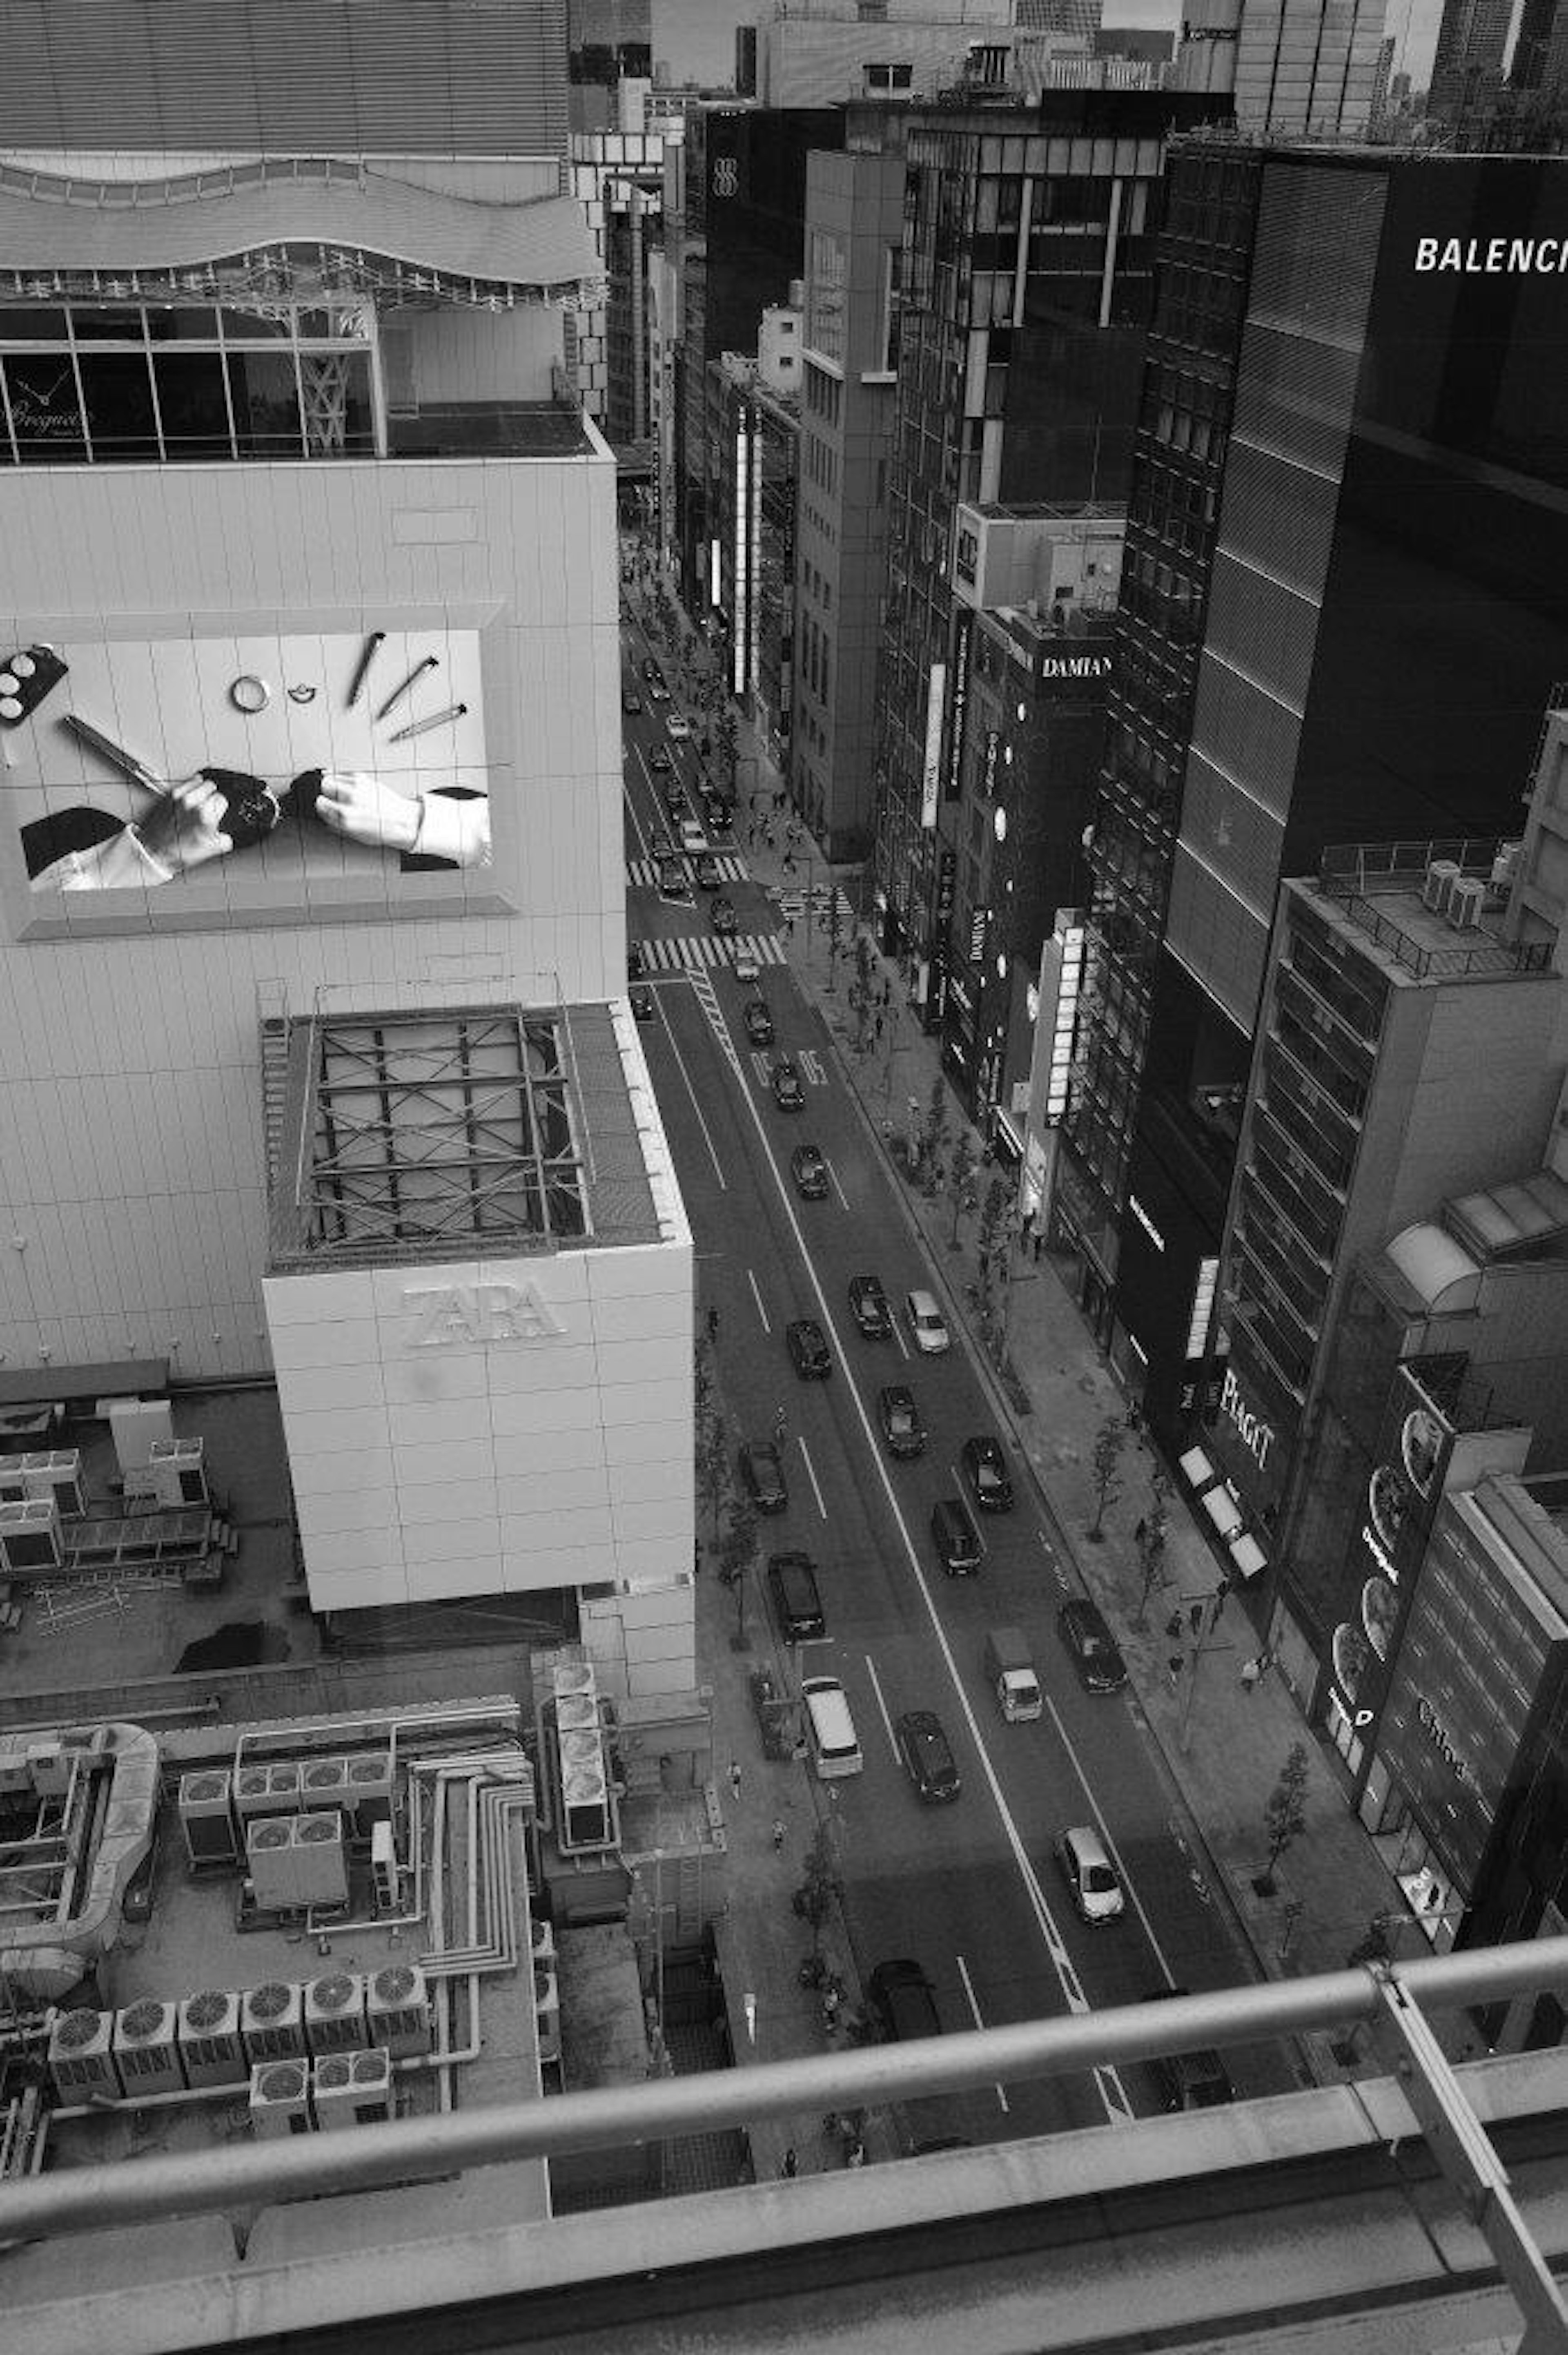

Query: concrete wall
0;449;624;1381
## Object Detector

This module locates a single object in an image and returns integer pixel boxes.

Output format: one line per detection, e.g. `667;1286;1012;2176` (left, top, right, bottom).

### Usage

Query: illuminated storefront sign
1218;1365;1273;1465
1043;913;1083;1125
920;662;947;830
403;1281;566;1349
944;612;972;800
1415;1693;1474;1785
1040;652;1111;680
1127;1194;1165;1254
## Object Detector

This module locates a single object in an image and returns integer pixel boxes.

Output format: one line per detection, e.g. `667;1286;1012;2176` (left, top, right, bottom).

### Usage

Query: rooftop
1313;839;1554;984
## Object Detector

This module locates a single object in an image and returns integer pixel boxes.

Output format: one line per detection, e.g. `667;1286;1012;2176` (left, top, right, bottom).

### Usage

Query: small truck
984;1626;1042;1723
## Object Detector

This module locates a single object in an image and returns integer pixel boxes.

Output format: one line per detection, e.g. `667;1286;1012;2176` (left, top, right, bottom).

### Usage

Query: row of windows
804;430;839;497
800;556;833;613
803;361;843;426
0;344;374;465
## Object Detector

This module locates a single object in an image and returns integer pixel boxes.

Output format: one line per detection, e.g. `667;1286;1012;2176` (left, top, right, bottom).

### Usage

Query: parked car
710;896;738;937
621;686;643;715
790;1143;829;1200
866;1958;942;2042
640;656;664;686
877;1383;925;1460
771;1059;804;1110
743;999;775;1047
739;1439;787;1513
703;793;733;833
629;986;656;1023
847;1273;892;1339
895;1710;961;1804
768;1551;825;1644
1057;1597;1128;1693
1056;1824;1125;1924
1145;1990;1235;2109
960;1434;1014;1513
648;743;674;774
786;1317;832;1379
695;852;722;891
667;714;693;741
627;942;646;980
905;1288;951;1354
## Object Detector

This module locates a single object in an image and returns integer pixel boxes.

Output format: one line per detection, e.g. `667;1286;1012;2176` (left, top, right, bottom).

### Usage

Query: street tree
695;1405;728;1550
825;886;845;992
948;1131;978;1249
918;1071;950;1182
1086;1411;1126;1541
791;1819;845;1962
1131;1465;1174;1625
717;1493;759;1646
975;1174;1010;1310
1258;1741;1312;1894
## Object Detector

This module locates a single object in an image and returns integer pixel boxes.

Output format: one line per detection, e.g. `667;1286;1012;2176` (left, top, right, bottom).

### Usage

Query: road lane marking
623;774;650;861
891;1316;910;1362
653;989;727;1191
722;1062;1125;2122
862;1651;898;1758
798;1434;828;1521
747;1268;771;1333
829;1158;851;1212
1047;1693;1174;1987
955;1954;1009;2114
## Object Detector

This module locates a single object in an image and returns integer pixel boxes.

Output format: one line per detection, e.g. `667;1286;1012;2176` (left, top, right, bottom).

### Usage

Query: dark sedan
771;1059;804;1111
768;1551;825;1644
711;895;738;937
790;1143;829;1200
848;1273;892;1339
896;1710;961;1804
621;686;643;715
703;794;733;834
1057;1597;1128;1693
739;1440;787;1513
744;999;775;1047
629;986;655;1023
640;656;664;686
877;1384;925;1461
648;743;674;775
694;852;722;891
960;1434;1014;1512
786;1318;833;1379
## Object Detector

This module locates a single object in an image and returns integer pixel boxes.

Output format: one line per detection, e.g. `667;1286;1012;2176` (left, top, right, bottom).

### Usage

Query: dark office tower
0;0;571;155
1058;146;1568;1444
869;91;1220;1029
1512;0;1565;87
675;107;844;609
1429;0;1515;116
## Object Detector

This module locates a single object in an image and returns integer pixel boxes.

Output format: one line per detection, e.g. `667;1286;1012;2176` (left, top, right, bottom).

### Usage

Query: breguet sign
403;1281;565;1349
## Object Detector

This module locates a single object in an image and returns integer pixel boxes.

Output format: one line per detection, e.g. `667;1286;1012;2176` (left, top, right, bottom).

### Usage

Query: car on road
629;986;655;1023
771;1058;804;1110
960;1434;1014;1513
1057;1597;1128;1693
648;743;674;774
743;999;775;1047
786;1317;832;1378
1055;1825;1125;1924
930;1496;982;1577
663;781;686;818
905;1289;951;1355
733;956;761;984
621;686;643;715
695;852;722;891
710;895;738;937
877;1384;925;1460
667;714;693;741
1145;1991;1235;2109
655;850;691;902
866;1958;943;2042
768;1551;825;1644
847;1273;892;1339
679;818;708;854
627;942;646;980
647;678;671;702
703;793;733;833
640;656;664;686
895;1710;961;1804
739;1440;787;1513
790;1142;829;1200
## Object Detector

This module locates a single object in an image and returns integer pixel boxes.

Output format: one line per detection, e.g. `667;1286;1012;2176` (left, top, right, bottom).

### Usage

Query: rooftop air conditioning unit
1491;839;1523;892
48;2007;120;2102
246;1816;299;1912
1421;857;1461;912
553;1659;596;1701
0;1497;63;1578
266;1762;302;1808
292;1812;349;1907
234;1761;299;1818
26;1742;73;1798
148;1434;208;1505
367;1964;432;2059
178;1988;247;2087
300;1756;349;1807
312;2045;392;2130
178;1769;238;1866
241;1980;305;2063
533;1958;560;2063
556;1694;598;1735
1448;875;1486;930
249;2057;314;2137
114;2000;185;2096
370;1819;400;1910
305;1973;367;2055
0;1449;86;1517
344;1749;394;1828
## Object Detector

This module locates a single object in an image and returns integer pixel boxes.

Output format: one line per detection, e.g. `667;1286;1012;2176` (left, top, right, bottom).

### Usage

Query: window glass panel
227;349;303;455
153;350;232;459
78;351;158;456
218;307;290;339
70;305;146;341
2;352;87;460
0;308;68;340
144;307;220;342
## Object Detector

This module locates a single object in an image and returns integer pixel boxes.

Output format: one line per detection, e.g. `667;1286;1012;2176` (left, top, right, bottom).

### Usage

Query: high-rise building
1172;0;1386;136
753;0;1039;110
1056;146;1568;1447
868;89;1219;1057
1429;0;1516;116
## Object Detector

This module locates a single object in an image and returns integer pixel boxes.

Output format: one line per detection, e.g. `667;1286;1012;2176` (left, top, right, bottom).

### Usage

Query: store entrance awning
1229;1532;1267;1581
1179;1445;1217;1491
1202;1485;1244;1539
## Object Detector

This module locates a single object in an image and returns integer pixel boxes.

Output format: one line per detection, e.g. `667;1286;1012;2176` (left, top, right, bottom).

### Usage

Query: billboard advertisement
920;662;946;831
2;611;508;937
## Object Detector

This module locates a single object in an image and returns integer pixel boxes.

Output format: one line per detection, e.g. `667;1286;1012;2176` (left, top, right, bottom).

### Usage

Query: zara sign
403;1281;566;1350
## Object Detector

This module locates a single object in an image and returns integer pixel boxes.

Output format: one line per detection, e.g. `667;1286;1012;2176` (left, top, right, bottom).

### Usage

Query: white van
801;1675;863;1779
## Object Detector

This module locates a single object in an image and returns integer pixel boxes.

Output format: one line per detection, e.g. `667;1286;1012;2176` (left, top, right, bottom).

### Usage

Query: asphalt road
617;610;1282;2139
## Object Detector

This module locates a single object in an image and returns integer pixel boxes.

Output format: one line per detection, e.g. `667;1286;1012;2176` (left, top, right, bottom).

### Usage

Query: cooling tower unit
299;1756;349;1809
178;1769;238;1867
344;1748;394;1831
312;2046;392;2129
246;1816;299;1912
114;2000;186;2097
48;2008;119;2102
291;1812;349;1907
305;1973;367;2055
366;1964;432;2059
178;1988;247;2088
241;1980;305;2063
249;2057;313;2138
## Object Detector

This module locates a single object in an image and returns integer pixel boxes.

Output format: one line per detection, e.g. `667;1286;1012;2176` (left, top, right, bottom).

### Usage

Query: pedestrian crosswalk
773;885;858;927
690;968;746;1081
627;851;750;889
635;933;785;974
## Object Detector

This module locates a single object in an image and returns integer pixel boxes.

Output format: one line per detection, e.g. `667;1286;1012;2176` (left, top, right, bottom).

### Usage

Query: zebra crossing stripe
634;934;785;973
690;969;745;1081
626;852;750;889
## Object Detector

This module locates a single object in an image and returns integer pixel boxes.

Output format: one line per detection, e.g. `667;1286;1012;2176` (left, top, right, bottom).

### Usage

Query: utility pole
1178;1581;1233;1755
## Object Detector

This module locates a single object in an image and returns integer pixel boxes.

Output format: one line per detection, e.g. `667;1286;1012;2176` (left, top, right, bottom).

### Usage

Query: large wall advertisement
2;611;513;938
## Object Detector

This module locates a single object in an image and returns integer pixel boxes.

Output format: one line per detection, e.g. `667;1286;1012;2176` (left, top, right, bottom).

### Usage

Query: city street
618;609;1293;2137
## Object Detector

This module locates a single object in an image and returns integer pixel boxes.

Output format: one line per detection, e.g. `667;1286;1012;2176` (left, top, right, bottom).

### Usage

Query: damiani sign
1041;654;1111;680
403;1282;565;1349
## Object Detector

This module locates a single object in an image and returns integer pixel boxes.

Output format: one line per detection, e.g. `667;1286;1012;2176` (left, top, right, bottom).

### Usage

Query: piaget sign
403;1281;565;1349
1218;1367;1274;1467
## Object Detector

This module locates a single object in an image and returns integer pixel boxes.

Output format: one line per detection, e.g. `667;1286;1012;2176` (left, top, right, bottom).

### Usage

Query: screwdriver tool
346;630;385;710
388;702;468;745
376;654;439;722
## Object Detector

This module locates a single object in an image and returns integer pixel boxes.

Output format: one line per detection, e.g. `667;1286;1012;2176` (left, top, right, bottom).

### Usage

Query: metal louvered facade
0;0;571;157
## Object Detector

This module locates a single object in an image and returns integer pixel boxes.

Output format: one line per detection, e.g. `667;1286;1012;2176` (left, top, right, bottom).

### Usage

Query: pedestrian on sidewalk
785;914;795;941
1240;1657;1261;1694
1032;1229;1044;1262
773;1405;789;1445
707;1305;720;1343
728;1758;742;1801
771;1816;786;1852
782;2148;798;2178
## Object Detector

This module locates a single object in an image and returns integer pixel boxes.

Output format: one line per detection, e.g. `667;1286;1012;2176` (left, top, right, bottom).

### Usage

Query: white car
905;1289;951;1355
667;714;693;742
679;818;708;855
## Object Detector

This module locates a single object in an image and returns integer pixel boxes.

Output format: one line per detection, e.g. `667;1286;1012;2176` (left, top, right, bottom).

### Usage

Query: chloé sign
403;1281;565;1349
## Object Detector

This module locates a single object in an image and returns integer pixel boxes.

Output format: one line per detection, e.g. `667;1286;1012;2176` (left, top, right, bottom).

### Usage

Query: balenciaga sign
403;1281;566;1349
1416;237;1568;274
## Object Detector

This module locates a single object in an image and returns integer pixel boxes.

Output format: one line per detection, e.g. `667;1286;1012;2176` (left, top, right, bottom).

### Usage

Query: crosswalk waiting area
635;934;786;973
626;851;750;889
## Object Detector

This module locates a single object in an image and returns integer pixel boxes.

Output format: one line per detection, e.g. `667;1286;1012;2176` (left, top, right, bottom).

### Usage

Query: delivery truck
984;1626;1042;1722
